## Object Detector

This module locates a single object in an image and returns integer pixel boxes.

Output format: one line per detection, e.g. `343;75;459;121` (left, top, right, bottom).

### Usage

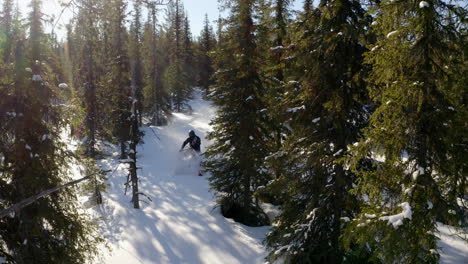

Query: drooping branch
0;170;110;218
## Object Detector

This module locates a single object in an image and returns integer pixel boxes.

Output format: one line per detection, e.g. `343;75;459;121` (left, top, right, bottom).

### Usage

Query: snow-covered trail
96;90;269;264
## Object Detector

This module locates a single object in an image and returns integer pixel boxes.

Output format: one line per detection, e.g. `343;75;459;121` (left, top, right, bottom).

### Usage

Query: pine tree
256;0;291;198
203;0;270;227
0;1;102;262
130;0;144;126
142;2;170;125
269;0;289;83
183;14;196;85
266;0;369;262
67;0;108;205
1;0;14;64
73;0;100;156
105;0;131;158
164;0;191;112
344;1;467;263
198;13;216;91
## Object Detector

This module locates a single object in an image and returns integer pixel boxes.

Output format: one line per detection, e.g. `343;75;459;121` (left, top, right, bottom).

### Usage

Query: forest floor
79;89;466;264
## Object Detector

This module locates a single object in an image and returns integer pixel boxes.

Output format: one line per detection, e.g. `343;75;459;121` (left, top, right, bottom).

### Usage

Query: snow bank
260;202;282;223
437;223;468;264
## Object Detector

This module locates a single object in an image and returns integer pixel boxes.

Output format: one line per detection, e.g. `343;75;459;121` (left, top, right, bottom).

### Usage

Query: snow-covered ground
94;89;270;264
437;223;468;264
76;89;466;264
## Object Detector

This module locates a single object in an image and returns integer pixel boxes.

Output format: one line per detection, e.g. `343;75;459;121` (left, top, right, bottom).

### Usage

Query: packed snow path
96;90;269;264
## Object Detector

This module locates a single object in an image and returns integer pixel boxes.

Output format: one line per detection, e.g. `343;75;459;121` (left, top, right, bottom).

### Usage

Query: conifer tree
142;2;170;125
128;52;142;209
203;0;270;227
164;0;191;112
344;1;467;263
265;0;369;262
130;0;144;126
0;1;102;262
68;0;108;205
269;0;289;83
198;14;216;92
256;0;291;192
1;0;14;64
105;0;131;158
73;0;100;156
183;14;196;85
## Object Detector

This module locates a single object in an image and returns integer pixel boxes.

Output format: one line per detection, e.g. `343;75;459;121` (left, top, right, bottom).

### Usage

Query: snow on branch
379;202;413;228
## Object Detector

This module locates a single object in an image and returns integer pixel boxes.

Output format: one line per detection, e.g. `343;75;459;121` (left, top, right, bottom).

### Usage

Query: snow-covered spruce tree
127;0;146;209
142;3;171;125
128;57;144;209
203;0;270;227
56;0;107;205
105;0;131;158
164;0;192;112
1;0;14;64
257;0;290;86
129;0;144;127
265;0;370;263
0;1;102;262
343;1;467;263
72;0;100;156
182;15;196;86
197;13;216;92
255;0;293;203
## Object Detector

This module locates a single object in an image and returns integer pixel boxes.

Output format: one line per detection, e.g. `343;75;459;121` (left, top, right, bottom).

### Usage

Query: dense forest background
0;0;466;263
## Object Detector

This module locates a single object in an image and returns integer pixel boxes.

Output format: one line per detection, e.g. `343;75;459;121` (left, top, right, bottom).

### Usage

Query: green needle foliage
203;0;270;227
265;0;370;263
197;14;216;93
343;0;467;263
0;1;103;263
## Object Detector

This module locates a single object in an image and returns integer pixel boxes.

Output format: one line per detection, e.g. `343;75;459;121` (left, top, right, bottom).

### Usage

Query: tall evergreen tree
198;13;216;92
203;0;270;227
73;0;100;156
105;0;131;158
0;1;102;262
68;0;107;205
270;0;289;82
130;0;144;126
266;0;369;262
1;0;14;64
183;14;196;85
344;1;467;263
164;0;191;112
256;0;291;192
142;2;171;125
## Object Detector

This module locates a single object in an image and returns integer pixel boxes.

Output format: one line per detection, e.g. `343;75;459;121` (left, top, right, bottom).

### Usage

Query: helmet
189;130;195;137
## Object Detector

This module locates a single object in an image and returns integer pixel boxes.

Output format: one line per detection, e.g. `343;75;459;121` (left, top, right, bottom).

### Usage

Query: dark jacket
182;135;201;152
